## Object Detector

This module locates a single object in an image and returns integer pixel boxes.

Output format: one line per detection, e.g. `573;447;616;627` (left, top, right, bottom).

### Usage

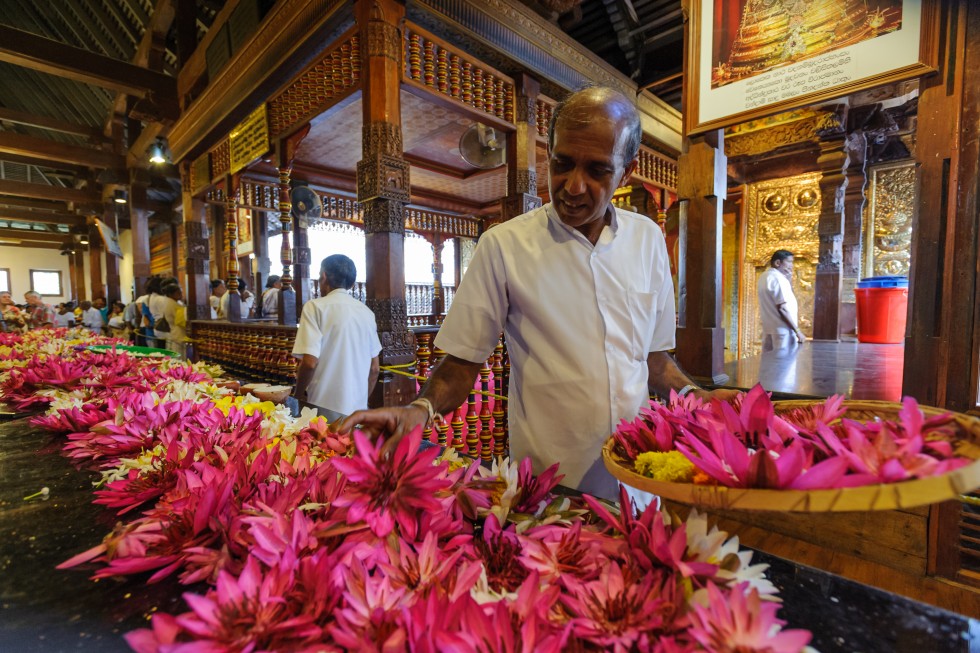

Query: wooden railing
351;282;454;326
189;321;297;384
188;321;509;459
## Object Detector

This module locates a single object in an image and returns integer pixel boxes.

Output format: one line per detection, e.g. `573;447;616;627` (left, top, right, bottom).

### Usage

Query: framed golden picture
684;0;939;135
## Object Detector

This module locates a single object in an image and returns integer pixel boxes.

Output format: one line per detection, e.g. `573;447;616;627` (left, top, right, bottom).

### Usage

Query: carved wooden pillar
357;0;416;407
841;132;868;335
906;0;980;412
181;162;211;320
502;73;542;220
224;178;242;322
87;216;105;301
675;131;728;384
292;186;312;314
129;177;151;298
812;127;849;341
276;167;297;325
431;236;444;318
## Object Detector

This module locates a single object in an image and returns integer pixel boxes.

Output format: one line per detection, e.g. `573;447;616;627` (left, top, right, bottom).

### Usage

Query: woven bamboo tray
602;400;980;512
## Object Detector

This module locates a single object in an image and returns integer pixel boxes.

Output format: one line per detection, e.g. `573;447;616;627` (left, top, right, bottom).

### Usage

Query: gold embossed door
738;173;821;357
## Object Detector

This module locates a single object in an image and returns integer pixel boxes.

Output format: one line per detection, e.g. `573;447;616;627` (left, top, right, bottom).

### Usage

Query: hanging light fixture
148;137;169;165
114;189;127;204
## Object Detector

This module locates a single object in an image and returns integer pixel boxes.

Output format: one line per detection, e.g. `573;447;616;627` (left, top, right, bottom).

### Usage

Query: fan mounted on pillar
289;184;323;228
458;123;506;169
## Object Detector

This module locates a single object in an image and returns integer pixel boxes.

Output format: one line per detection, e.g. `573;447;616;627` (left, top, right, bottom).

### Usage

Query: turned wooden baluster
465;385;478;456
415;332;433;441
435;417;449;448
492;339;505;457
478;360;492;461
451;407;465;451
502;342;510;455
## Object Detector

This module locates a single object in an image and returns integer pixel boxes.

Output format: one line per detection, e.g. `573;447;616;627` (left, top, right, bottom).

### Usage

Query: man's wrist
409;397;438;427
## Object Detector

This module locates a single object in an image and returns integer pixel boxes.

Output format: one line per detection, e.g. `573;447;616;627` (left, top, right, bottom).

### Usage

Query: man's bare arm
335;353;482;447
367;356;379;398
293;354;318;401
647;351;739;402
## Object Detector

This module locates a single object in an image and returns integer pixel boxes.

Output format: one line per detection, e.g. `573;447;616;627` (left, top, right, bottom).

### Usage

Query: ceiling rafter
0;208;85;227
0;179;101;205
0;25;177;98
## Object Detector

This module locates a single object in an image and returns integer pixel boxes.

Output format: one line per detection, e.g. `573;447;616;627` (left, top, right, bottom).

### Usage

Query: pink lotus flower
474;514;529;594
688;582;811;653
560;561;685;652
583;487;717;579
331;429;452;540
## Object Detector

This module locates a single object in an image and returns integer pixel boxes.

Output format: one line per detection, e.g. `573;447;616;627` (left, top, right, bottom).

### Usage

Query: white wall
0;245;73;305
118;228;134;303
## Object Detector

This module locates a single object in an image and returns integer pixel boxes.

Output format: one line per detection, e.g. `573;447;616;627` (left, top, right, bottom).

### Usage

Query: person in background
93;297;109;324
107;301;129;339
0;291;27;332
210;279;226;319
134;277;162;346
24;291;56;329
122;298;140;341
757;249;805;350
219;277;255;319
336;86;736;499
292;255;381;415
150;277;177;347
80;300;105;334
159;282;187;357
260;275;281;318
53;303;75;328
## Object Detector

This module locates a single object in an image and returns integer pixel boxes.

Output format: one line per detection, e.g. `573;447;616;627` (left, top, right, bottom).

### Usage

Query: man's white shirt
435;203;675;497
292;289;382;415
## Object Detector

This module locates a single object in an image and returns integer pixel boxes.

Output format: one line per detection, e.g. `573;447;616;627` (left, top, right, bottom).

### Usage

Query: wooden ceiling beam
0;106;107;142
0;207;85;226
0;227;70;243
0;131;124;169
0;179;100;204
0;152;87;176
0;196;68;211
0;25;177;98
0;240;64;250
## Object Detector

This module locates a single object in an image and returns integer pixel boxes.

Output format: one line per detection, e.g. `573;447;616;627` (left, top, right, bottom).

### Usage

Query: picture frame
684;0;940;136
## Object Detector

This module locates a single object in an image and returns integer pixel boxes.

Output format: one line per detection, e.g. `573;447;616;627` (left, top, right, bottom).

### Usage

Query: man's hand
794;328;805;344
692;387;740;403
332;404;430;454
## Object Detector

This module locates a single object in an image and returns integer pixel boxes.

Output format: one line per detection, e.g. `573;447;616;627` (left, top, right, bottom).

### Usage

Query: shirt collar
544;202;619;248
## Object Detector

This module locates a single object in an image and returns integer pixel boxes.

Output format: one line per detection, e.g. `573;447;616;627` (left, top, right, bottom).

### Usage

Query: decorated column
292;186;312;311
277;166;297;326
812;114;849;341
675;131;728;384
356;0;416;407
181;162;212;320
431;236;444;319
224;179;242;322
841;131;867;334
501;73;542;221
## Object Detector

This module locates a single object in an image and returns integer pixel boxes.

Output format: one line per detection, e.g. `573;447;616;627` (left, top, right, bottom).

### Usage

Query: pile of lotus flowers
613;385;971;490
5;331;818;652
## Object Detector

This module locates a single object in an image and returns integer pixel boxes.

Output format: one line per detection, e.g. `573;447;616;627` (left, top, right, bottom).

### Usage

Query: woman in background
160;282;187;357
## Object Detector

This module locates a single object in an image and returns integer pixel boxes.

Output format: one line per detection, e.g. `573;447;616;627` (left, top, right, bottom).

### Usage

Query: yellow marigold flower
634;451;695;483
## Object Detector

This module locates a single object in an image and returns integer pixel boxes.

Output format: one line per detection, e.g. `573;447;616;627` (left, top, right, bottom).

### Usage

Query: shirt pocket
627;290;658;361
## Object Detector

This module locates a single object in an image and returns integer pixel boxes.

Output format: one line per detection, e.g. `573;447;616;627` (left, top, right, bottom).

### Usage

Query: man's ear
620;157;639;186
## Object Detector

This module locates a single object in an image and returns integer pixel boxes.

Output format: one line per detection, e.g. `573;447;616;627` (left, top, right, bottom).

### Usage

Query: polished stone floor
722;340;906;401
1;414;977;652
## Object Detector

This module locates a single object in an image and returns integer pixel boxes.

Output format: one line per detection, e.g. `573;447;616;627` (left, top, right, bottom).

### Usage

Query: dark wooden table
720;340;906;401
2;411;977;652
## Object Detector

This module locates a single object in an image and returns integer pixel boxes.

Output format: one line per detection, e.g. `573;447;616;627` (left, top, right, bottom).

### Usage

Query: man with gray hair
338;86;736;498
23;291;55;329
292;255;381;414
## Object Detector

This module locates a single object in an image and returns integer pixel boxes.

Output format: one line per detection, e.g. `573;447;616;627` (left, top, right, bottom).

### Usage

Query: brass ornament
863;162;914;277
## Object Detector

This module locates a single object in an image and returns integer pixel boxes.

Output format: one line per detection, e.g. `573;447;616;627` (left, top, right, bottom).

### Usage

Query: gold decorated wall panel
863;161;914;278
738;173;821;357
